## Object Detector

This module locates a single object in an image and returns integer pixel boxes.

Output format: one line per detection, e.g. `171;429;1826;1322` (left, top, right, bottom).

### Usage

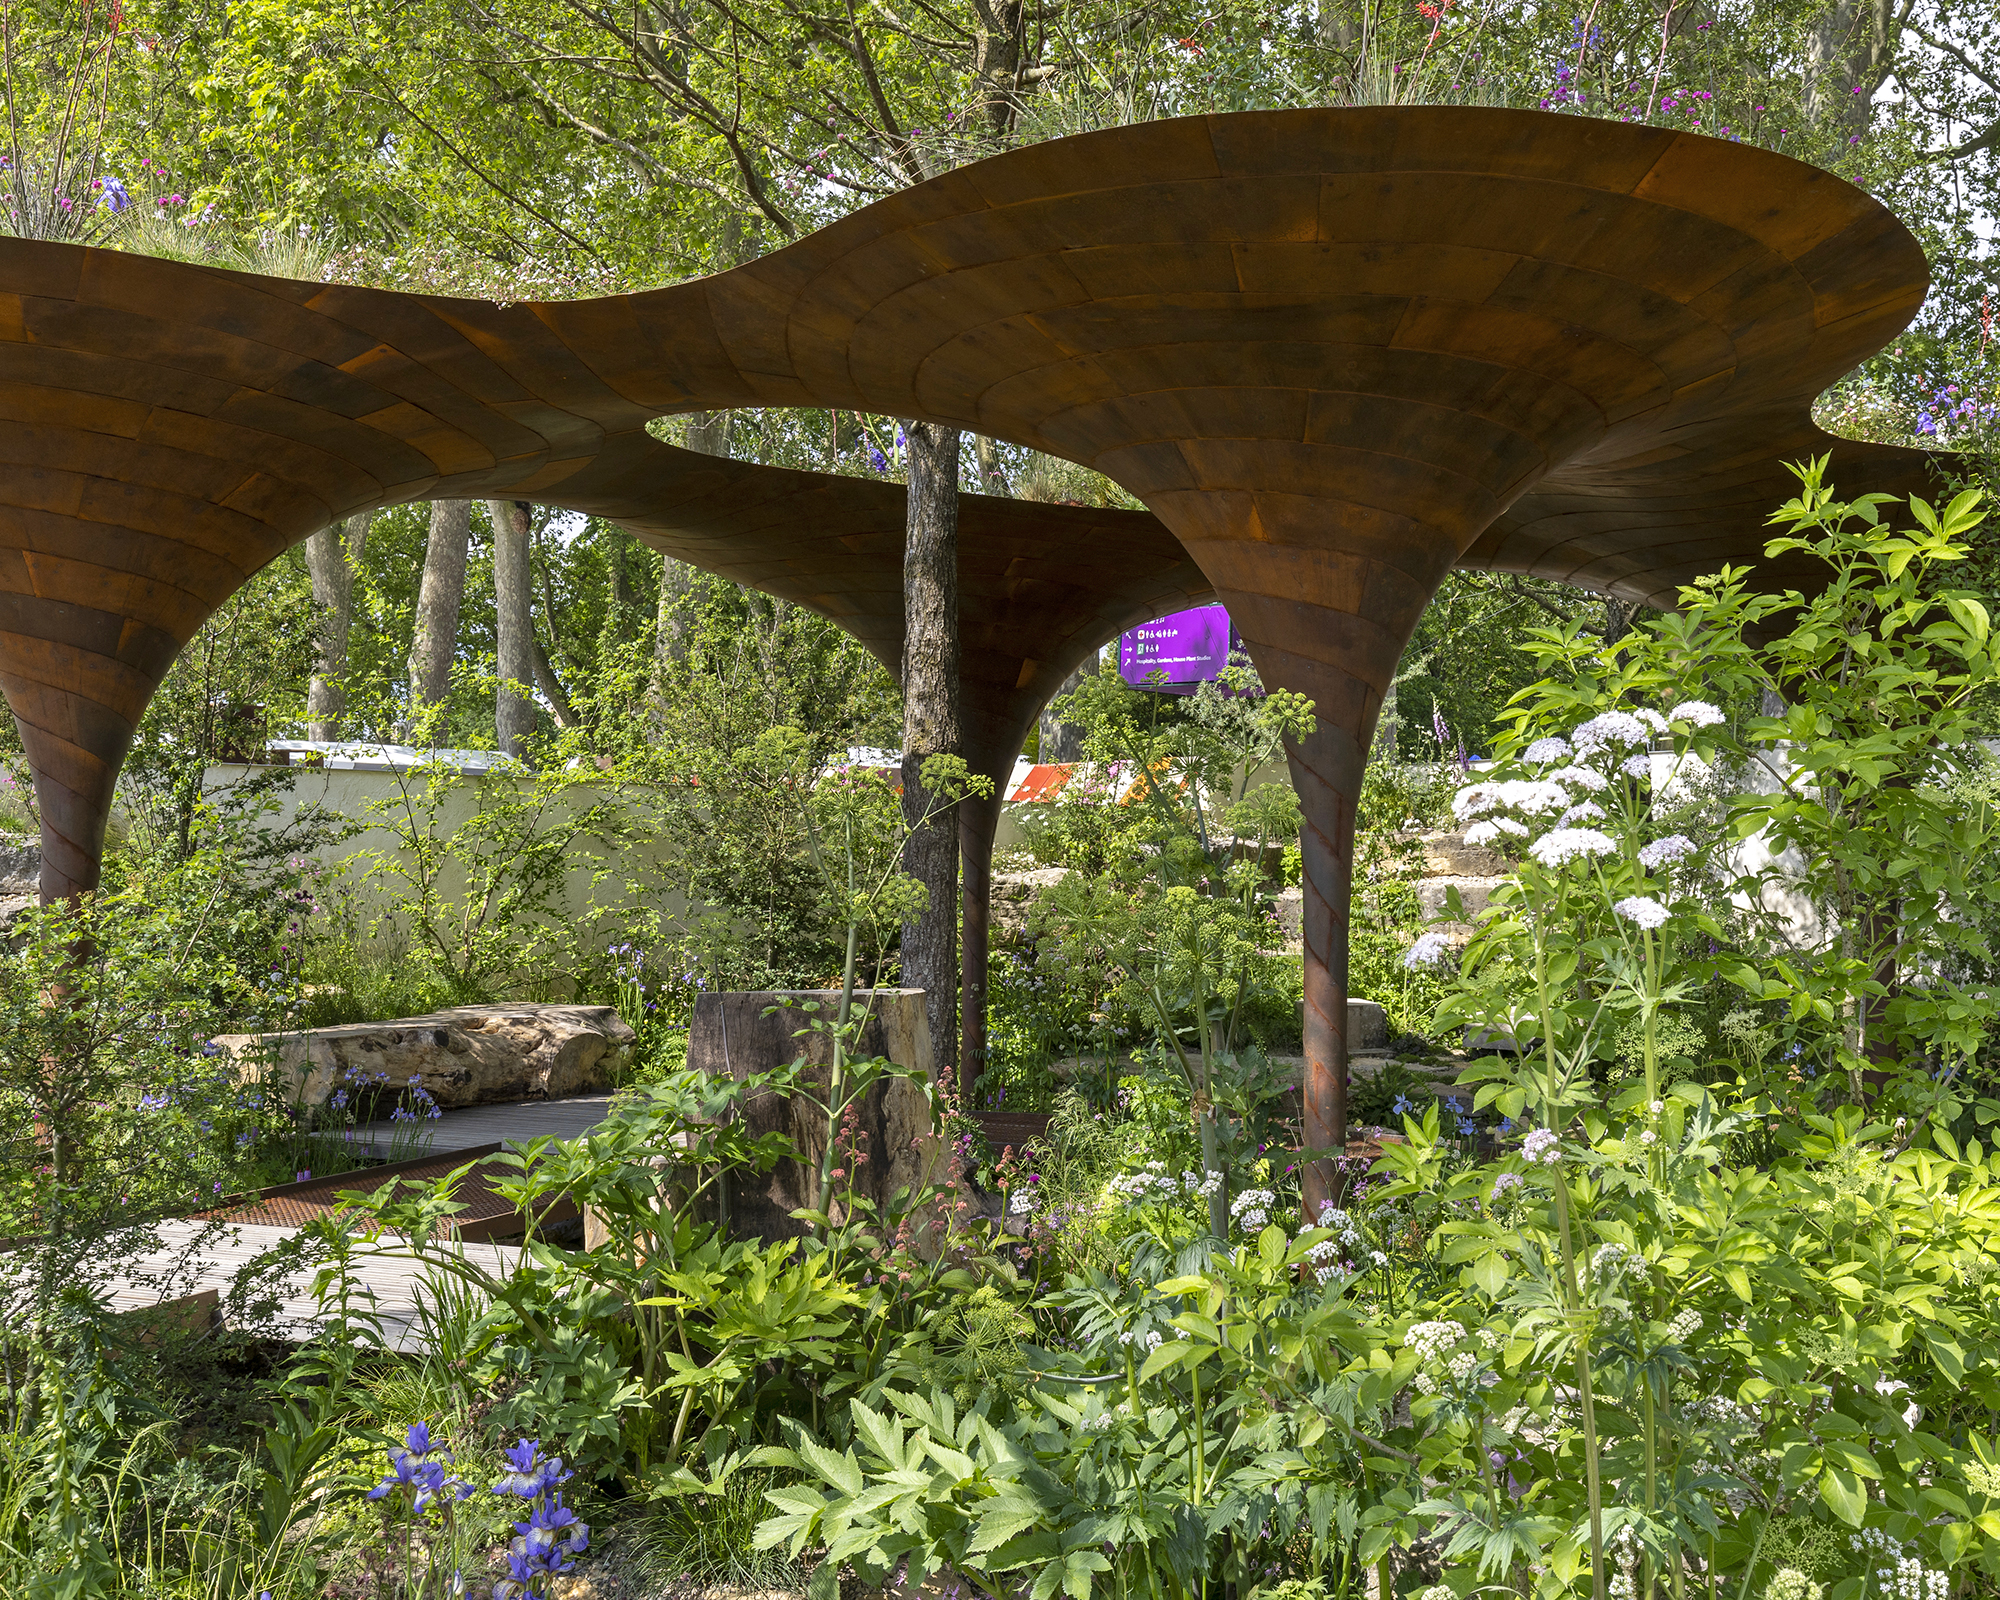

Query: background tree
303;512;375;742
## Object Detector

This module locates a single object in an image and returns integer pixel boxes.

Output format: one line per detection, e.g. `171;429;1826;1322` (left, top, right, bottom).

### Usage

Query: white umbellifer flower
1010;1189;1034;1215
1638;834;1696;870
1667;1309;1701;1345
1649;1099;1665;1116
1636;708;1670;733
1614;895;1670;929
1560;801;1606;824
1463;821;1503;846
1447;1350;1479;1383
1549;763;1608;792
1195;1170;1223;1198
1418;1587;1455;1600
1477;1327;1501;1350
1523;736;1570;763
1521;1127;1562;1165
1405;1319;1465;1363
1490;815;1527;836
1513;780;1572;816
1404;931;1453;970
1669;699;1726;727
1529;827;1616;867
1592;1242;1630;1278
1230;1188;1275;1231
1453;783;1501;819
1573;710;1650;750
1638;1129;1658;1146
1413;1373;1439;1395
1618;752;1653;778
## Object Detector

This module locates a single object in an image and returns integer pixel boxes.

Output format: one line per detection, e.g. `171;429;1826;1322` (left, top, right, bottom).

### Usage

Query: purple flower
493;1438;571;1499
1917;411;1937;436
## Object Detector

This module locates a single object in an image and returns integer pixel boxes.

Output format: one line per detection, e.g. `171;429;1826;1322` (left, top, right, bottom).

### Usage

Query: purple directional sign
1118;604;1238;694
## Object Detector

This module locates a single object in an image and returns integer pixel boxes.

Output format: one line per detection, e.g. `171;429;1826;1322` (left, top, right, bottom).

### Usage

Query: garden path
103;1220;522;1354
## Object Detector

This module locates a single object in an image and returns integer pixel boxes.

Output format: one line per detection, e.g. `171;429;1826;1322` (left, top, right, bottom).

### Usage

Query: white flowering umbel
1762;1570;1822;1600
1849;1529;1948;1600
1229;1188;1275;1232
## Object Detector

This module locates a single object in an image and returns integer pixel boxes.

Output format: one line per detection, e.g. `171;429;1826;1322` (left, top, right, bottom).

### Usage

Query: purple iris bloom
1916;411;1937;436
493;1438;571;1499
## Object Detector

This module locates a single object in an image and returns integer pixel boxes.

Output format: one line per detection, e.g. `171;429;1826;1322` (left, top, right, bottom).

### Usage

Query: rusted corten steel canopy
0;105;1940;1201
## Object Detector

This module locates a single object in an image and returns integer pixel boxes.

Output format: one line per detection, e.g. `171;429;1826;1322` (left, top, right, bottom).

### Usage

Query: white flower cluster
1403;931;1454;970
1614;895;1670;929
1087;1402;1134;1431
1010;1189;1034;1215
1529;828;1616;868
1549;764;1609;792
1107;1162;1222;1205
1763;1568;1823;1600
1669;700;1726;727
1454;779;1573;820
1405;1319;1467;1364
1522;737;1570;764
1118;1329;1164;1353
1230;1188;1276;1231
1666;1309;1701;1346
1308;1203;1368;1284
1574;710;1653;751
1591;1242;1646;1281
1849;1530;1947;1600
1521;1128;1562;1165
1638;834;1696;870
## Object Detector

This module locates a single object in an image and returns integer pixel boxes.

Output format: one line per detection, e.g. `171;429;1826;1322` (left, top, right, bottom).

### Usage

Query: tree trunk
1038;666;1088;763
529;624;579;728
488;499;537;758
655;410;732;687
304;510;373;741
1602;594;1639;645
901;422;963;1094
406;499;471;739
973;434;1011;496
1808;0;1899;135
968;0;1026;139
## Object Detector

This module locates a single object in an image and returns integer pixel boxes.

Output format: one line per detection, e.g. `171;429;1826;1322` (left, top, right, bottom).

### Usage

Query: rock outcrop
212;1004;635;1109
990;866;1070;936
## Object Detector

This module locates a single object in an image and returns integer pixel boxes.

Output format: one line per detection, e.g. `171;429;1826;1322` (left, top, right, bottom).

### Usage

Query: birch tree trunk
487;499;537;758
655;409;733;685
304;510;374;741
405;499;471;739
900;422;962;1092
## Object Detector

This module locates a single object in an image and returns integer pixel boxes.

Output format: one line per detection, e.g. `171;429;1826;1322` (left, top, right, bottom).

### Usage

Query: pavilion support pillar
1187;531;1451;1222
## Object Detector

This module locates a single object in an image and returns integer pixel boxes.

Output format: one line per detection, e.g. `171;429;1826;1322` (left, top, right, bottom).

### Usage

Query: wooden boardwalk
104;1220;522;1353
